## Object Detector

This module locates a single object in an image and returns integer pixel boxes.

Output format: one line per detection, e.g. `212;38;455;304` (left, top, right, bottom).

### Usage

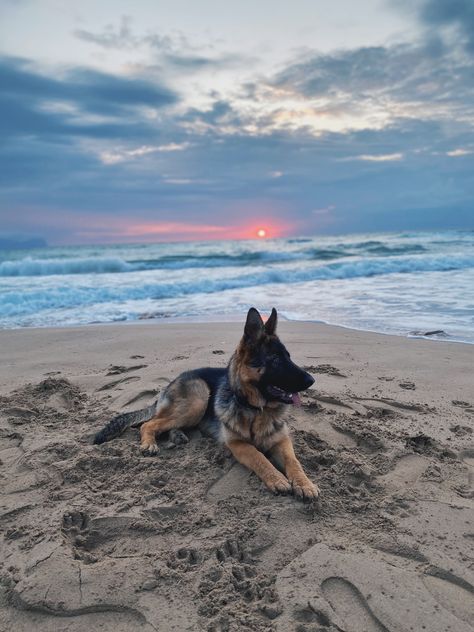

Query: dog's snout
303;372;315;389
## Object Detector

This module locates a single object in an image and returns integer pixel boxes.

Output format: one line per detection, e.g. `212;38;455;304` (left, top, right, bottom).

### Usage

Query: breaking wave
1;231;473;339
0;256;133;277
0;243;432;277
2;254;474;317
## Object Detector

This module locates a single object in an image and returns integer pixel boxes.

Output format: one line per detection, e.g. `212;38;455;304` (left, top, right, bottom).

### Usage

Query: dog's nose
303;373;315;389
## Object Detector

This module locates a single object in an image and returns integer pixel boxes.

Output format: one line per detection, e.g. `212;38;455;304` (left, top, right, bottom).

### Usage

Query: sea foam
1;231;473;340
0;256;133;277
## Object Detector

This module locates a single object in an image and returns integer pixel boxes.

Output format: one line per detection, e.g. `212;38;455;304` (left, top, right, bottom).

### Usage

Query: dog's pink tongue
291;392;302;407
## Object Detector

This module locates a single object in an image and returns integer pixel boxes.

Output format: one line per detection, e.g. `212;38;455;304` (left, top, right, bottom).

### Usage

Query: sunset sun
256;228;267;238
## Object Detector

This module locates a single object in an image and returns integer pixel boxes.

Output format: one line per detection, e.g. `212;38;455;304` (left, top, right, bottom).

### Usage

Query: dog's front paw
140;439;159;455
265;472;291;495
291;475;319;500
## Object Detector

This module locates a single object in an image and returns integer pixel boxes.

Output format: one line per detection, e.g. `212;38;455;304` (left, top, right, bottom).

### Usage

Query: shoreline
2;230;473;345
1;318;473;631
1;311;472;346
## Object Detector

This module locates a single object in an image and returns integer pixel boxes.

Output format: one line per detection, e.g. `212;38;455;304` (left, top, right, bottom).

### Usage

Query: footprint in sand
314;419;357;449
422;572;474;624
62;510;90;547
124;389;159;407
358;397;431;413
168;546;202;569
62;510;89;528
63;512;152;558
143;504;186;521
458;449;474;497
215;537;249;563
1;406;36;425
96;375;141;391
155;376;170;383
106;364;148;375
462;449;474;483
277;543;473;632
207;463;253;502
378;454;427;489
450;424;473;437
305;393;356;412
303;364;347;378
399;381;416;390
452;400;474;414
321;577;389;632
328;422;385;453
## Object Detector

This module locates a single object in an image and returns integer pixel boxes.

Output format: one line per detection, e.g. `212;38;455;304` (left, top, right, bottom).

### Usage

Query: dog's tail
93;402;157;445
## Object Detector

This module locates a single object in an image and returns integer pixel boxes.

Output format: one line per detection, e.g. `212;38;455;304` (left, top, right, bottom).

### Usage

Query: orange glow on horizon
44;211;294;245
243;220;290;240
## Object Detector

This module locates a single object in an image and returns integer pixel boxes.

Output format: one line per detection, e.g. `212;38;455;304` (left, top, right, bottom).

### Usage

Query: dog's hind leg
140;377;209;455
140;415;181;454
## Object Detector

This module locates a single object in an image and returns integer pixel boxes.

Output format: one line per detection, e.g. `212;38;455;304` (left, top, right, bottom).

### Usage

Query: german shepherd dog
94;308;319;499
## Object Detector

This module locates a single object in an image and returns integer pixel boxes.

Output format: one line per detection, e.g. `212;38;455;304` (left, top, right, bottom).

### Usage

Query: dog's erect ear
264;307;278;335
244;307;264;342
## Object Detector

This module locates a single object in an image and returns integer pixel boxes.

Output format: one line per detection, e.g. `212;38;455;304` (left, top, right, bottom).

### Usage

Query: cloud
2;115;473;243
67;67;176;113
0;55;177;116
313;205;335;215
74;16;248;72
99;142;191;164
446;148;473;157
341;153;404;162
74;219;232;242
417;0;474;53
263;38;474;136
171;29;473;143
74;15;140;50
0;55;178;147
118;221;228;238
1;7;474;244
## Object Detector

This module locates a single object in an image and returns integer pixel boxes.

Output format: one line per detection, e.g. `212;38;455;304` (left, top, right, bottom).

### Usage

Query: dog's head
234;307;314;406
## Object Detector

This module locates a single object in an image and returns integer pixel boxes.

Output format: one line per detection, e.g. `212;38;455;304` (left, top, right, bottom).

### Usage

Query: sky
0;0;473;245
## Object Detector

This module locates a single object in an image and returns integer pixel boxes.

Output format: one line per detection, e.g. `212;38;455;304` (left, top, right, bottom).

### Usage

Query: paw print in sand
61;511;96;562
167;547;202;570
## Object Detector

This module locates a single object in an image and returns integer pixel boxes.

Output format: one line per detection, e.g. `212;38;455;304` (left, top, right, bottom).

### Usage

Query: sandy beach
0;319;473;632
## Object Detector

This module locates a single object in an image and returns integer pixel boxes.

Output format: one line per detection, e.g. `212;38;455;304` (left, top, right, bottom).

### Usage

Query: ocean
0;230;473;343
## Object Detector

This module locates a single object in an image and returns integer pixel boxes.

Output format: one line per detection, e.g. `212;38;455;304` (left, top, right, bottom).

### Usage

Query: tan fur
228;343;266;409
226;439;291;494
140;378;209;454
270;435;319;499
218;332;318;498
220;411;288;451
138;314;318;500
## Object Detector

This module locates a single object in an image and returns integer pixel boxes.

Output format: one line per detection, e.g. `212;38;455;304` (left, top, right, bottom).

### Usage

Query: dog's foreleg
226;439;291;494
271;436;319;500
